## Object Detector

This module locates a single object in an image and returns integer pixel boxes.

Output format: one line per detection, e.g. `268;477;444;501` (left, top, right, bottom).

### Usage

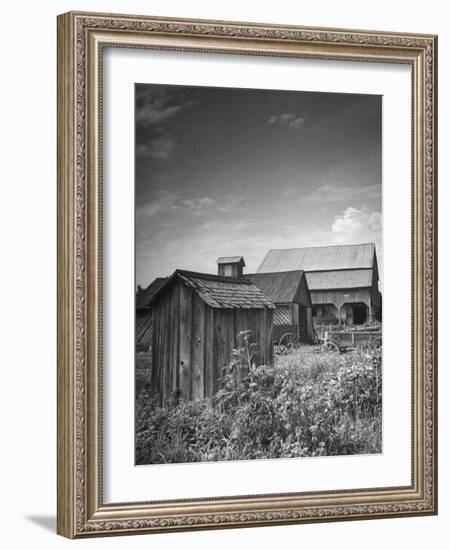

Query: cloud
215;195;248;214
136;135;176;160
137;192;250;223
136;192;177;218
136;103;185;125
135;86;193;126
137;205;384;287
137;193;221;220
282;187;300;197
137;213;335;284
302;182;381;204
173;197;216;211
332;206;381;235
268;113;306;129
331;206;383;284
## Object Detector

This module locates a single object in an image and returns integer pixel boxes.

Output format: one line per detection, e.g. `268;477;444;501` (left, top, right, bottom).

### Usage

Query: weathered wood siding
213;310;235;394
297;306;310;342
151;279;273;405
151;280;181;407
178;281;191;403
273;305;292;325
306;307;313;339
136;309;152;351
294;276;312;307
311;288;371;309
273;302;312;343
212;308;273;392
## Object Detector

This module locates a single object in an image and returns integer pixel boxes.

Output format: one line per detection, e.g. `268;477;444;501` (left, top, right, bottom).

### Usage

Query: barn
244;270;313;342
145;268;274;406
257;243;382;326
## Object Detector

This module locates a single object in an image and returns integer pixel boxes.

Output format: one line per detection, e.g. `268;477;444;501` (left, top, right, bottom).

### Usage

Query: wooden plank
260;310;265;365
159;299;165;405
204;308;214;398
267;309;274;365
225;309;236;370
260;309;266;366
212;311;218;395
179;282;192;401
250;311;257;366
151;303;161;403
161;296;170;407
213;310;227;394
191;295;205;400
170;282;180;400
265;308;273;366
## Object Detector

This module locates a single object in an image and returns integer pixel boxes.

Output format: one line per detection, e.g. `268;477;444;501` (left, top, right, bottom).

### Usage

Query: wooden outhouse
146;269;274;406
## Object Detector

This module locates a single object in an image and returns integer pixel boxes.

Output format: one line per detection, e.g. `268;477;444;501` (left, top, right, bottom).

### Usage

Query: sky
135;83;382;287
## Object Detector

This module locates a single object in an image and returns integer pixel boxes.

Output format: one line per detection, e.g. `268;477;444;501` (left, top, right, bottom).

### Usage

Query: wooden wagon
321;326;382;352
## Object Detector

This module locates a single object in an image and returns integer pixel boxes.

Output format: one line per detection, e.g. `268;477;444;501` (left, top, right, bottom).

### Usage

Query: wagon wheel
323;340;339;352
278;332;299;354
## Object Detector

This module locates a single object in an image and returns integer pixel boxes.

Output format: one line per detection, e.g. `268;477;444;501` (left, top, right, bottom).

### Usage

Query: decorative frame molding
57;11;438;538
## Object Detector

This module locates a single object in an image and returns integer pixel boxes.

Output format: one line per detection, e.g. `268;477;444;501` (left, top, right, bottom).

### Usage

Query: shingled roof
144;270;274;309
306;269;373;290
244;270;310;305
258;243;376;273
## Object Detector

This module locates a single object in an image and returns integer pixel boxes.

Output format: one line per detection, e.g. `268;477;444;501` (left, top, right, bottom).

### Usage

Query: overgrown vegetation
136;331;382;464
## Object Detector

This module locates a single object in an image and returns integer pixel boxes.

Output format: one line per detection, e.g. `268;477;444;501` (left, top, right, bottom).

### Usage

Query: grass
135;341;382;465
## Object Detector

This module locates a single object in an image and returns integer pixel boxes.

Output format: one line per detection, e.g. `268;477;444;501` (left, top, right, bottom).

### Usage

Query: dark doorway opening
353;304;367;325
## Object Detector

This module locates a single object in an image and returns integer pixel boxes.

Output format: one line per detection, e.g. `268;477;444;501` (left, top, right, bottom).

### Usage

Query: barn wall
273;304;292;325
151;280;181;406
151;300;161;403
136;309;152;351
297;306;309;342
311;288;371;309
295;276;312;307
212;308;273;395
212;309;236;395
234;308;273;367
306;307;313;339
264;308;274;366
370;283;382;319
179;282;193;403
294;303;314;342
204;307;214;398
191;292;206;400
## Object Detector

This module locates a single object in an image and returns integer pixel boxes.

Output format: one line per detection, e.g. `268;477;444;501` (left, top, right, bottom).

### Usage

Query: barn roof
258;243;376;273
136;277;168;309
306;269;373;290
145;269;274;309
216;256;246;265
244;270;309;305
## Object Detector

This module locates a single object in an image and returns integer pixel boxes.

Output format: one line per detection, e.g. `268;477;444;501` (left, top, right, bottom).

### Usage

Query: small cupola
216;256;246;278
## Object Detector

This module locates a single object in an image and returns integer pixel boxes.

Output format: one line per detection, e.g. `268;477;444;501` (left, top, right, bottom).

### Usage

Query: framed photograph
57;11;438;538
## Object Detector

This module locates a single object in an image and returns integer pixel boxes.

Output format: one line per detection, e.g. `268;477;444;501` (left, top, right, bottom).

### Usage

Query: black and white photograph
135;83;383;465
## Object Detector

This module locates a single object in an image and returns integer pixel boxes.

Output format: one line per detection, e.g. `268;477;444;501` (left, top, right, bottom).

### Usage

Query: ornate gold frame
57;11;438;538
